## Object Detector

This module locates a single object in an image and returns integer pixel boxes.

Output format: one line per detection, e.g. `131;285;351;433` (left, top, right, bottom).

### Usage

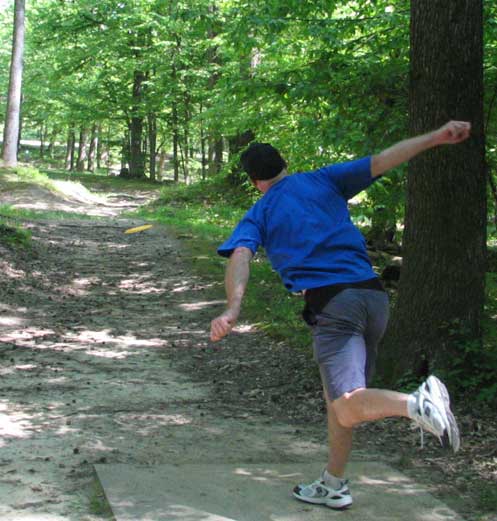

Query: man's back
218;157;379;292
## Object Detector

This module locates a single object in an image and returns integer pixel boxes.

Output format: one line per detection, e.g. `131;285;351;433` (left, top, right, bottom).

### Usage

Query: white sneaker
409;375;460;452
293;473;352;510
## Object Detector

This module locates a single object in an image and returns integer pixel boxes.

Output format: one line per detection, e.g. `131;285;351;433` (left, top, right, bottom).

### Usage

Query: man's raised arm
371;120;471;178
210;246;253;342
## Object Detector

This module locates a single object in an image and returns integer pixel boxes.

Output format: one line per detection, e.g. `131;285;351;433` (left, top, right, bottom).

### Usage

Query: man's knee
331;388;365;428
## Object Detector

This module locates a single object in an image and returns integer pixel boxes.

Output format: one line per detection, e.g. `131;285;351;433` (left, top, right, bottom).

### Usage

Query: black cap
240;142;287;180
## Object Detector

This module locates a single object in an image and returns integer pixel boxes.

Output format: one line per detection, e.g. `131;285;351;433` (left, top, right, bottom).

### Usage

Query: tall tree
2;0;26;167
87;124;98;172
382;1;486;381
65;126;75;171
76;127;89;172
128;69;146;178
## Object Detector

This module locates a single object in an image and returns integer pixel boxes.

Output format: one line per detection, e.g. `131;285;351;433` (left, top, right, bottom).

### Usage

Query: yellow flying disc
124;224;153;234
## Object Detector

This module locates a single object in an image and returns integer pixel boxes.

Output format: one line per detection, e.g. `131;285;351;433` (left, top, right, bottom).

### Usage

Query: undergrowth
0;165;106;221
0;204;104;222
443;272;497;403
42;167;161;192
0;219;31;249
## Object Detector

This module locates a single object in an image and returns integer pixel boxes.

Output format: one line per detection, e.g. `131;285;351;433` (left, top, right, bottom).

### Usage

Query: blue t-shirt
217;156;380;292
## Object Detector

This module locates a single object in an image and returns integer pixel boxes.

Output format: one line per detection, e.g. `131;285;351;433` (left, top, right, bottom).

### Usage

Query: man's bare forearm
210;247;253;342
371;121;471;178
371;132;437;178
225;247;253;314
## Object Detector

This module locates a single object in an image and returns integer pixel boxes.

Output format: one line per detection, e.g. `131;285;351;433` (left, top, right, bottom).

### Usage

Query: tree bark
129;70;146;178
200;127;206;180
17;93;23;155
208;138;223;176
87;124;98;172
69;128;76;171
172;104;179;183
2;0;25;167
204;4;222;178
227;130;254;185
148;112;157;182
381;0;486;382
182;118;190;183
158;150;167;180
65;128;74;171
39;122;45;160
96;124;103;169
120;130;130;176
76;128;89;172
47;127;58;159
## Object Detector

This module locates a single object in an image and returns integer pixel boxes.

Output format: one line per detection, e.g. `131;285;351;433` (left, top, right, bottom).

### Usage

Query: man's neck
259;169;288;193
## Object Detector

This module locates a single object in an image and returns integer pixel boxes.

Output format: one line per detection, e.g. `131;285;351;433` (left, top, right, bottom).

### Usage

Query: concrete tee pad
95;462;464;521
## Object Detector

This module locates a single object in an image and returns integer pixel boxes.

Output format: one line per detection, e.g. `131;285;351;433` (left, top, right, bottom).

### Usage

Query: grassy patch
478;481;497;513
0;219;31;249
0;164;110;221
41;167;162;192
1;164;110;204
0;164;58;191
88;477;114;518
0;203;103;222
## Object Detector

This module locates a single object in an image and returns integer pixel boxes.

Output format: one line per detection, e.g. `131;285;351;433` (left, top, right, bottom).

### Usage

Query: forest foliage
1;1;495;222
0;2;494;196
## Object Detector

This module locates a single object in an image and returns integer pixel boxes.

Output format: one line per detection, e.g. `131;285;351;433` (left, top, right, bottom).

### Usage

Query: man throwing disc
210;121;470;509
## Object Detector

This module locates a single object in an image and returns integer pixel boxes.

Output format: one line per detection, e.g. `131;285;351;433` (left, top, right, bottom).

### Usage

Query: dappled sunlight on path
0;204;225;518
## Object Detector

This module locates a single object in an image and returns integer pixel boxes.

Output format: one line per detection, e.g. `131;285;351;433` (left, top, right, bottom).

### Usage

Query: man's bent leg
331;381;460;452
332;387;409;429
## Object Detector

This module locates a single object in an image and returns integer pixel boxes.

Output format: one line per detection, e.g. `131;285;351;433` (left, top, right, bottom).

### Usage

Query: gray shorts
310;289;390;401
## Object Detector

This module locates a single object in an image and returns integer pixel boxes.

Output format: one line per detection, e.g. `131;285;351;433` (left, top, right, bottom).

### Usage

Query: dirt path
0;188;330;520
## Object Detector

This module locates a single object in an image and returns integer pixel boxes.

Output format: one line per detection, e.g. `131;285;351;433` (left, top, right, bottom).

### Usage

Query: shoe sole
425;376;460;452
293;491;353;510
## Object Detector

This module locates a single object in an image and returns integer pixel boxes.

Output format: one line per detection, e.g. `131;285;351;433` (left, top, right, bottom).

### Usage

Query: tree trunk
179;140;188;183
2;0;25;167
47;127;57;159
65;127;75;171
87;124;98;172
381;0;486;382
182;92;191;183
182;127;190;183
208;138;223;176
201;127;206;180
76;128;89;172
172;105;179;183
148;112;157;182
158;150;166;180
17;93;23;155
227;130;254;185
120;130;130;176
129;70;146;178
39;122;45;160
96;124;103;169
204;4;221;178
70;129;76;171
104;125;111;174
